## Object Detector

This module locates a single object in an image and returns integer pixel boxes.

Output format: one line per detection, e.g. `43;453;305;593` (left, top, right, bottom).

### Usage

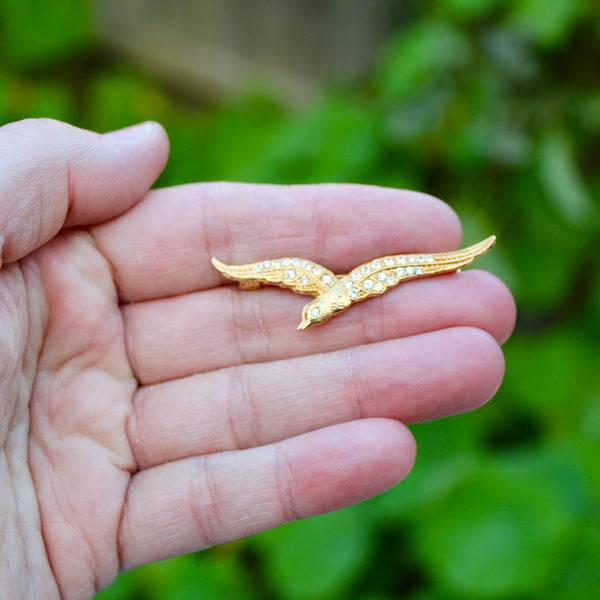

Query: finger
128;327;503;470
0;118;168;265
92;183;463;301
124;269;515;385
119;418;416;570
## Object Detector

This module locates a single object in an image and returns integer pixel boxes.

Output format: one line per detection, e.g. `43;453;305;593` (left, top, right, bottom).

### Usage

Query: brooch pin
212;236;495;330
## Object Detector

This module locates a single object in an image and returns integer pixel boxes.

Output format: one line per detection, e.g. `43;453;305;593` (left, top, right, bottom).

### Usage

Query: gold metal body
212;236;496;330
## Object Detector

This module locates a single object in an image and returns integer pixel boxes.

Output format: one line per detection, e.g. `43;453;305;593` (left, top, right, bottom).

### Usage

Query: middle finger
123;269;514;385
128;326;504;470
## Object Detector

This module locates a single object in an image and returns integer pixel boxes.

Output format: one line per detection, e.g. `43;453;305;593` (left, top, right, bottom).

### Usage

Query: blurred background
1;0;599;598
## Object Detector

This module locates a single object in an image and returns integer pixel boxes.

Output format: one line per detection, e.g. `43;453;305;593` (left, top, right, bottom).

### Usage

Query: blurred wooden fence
94;0;401;103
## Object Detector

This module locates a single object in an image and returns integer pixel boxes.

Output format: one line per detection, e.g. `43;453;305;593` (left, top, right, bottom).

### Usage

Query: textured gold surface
212;235;496;330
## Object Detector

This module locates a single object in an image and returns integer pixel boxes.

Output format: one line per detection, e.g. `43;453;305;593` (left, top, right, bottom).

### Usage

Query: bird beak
297;319;311;330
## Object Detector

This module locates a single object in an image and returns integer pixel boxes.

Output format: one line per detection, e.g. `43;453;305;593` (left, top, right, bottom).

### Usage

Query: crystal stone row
349;254;434;281
344;254;437;298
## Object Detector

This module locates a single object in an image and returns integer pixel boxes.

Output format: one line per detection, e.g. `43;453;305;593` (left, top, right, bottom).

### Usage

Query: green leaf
439;0;503;21
546;524;600;600
374;416;484;522
500;172;595;311
383;86;455;144
452;110;531;167
577;91;600;132
375;452;481;522
537;130;598;229
377;20;471;100
503;328;599;423
254;507;372;600
94;569;141;600
96;549;257;600
480;28;539;81
416;458;574;597
507;0;588;47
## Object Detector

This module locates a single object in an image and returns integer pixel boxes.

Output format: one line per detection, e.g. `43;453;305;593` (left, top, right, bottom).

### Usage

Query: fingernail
104;121;156;141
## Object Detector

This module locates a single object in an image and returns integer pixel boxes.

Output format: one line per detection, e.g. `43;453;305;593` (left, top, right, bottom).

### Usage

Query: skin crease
0;118;516;599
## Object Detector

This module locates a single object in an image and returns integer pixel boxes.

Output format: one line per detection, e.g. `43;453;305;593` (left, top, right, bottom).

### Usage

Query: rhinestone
272;260;281;268
374;282;385;293
351;271;361;281
385;257;394;266
349;288;359;299
427;255;434;263
292;258;301;267
263;261;271;269
286;270;297;279
255;263;263;272
311;306;321;318
362;280;374;290
377;272;386;281
386;275;397;285
406;267;414;275
373;260;382;269
416;266;424;275
417;256;423;263
362;265;371;275
313;266;323;276
396;256;405;265
408;256;415;263
301;276;310;285
282;258;291;266
303;261;312;270
322;274;333;285
344;280;353;289
396;268;406;277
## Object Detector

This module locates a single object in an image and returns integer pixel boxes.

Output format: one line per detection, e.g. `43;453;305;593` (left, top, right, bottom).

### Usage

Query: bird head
297;300;331;330
297;287;351;330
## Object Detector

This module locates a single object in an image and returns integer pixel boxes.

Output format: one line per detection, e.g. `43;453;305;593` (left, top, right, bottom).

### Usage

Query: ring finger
128;326;504;470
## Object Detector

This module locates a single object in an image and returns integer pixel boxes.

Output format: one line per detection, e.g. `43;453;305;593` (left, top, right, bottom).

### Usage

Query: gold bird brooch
212;235;496;330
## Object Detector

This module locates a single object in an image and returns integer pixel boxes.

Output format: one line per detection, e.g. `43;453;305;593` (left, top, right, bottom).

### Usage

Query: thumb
0;118;169;266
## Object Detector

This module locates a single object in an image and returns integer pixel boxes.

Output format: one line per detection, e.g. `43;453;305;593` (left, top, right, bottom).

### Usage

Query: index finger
92;182;462;302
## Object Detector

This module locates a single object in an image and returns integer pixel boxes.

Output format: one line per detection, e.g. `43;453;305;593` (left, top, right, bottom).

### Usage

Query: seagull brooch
212;236;496;330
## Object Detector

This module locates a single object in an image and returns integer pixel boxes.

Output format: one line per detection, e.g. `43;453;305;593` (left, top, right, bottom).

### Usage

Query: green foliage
537;129;597;227
95;547;258;600
1;0;600;599
377;19;472;101
414;456;575;597
507;0;590;47
0;0;92;67
253;507;372;600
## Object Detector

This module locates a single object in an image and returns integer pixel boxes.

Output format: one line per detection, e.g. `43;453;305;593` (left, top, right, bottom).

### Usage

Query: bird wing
339;236;496;302
211;257;337;296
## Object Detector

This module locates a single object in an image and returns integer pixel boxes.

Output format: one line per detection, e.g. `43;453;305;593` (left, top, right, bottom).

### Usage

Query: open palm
0;119;515;600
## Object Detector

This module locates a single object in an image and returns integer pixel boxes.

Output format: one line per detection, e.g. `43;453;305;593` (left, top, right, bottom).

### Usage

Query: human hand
0;119;515;599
